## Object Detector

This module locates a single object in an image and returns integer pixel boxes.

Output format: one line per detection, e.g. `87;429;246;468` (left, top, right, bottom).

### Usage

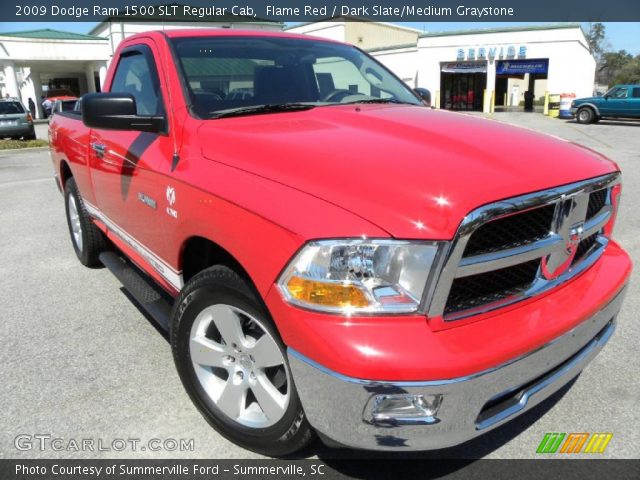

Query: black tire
171;266;314;457
593;116;601;123
576;107;595;124
64;177;108;267
25;129;36;140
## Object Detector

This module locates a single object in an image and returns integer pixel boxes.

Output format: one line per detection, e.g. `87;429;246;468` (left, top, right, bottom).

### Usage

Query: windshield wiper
340;98;415;106
209;103;316;119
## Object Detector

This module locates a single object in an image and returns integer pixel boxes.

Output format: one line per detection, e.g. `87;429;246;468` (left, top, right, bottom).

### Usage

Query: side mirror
82;93;165;133
414;88;431;107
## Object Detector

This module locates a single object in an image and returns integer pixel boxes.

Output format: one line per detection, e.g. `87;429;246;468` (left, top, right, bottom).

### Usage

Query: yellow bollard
503;93;507;107
491;90;495;113
543;91;549;116
548;94;560;118
435;90;440;109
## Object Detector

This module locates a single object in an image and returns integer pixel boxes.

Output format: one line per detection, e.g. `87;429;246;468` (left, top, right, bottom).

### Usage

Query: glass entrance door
440;72;486;111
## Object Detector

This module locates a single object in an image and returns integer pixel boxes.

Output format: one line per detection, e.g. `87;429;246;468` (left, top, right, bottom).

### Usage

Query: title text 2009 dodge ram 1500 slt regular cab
49;30;631;456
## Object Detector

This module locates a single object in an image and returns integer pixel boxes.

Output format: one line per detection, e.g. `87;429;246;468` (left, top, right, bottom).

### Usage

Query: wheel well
60;160;72;187
181;237;253;286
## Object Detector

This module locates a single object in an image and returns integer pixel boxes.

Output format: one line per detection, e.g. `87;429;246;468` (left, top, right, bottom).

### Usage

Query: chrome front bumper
288;287;626;451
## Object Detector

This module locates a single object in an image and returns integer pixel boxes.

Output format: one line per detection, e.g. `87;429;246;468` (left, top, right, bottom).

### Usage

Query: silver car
0;99;36;140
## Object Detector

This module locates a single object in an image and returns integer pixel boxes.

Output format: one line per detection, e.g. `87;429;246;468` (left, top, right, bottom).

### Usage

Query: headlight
277;239;440;314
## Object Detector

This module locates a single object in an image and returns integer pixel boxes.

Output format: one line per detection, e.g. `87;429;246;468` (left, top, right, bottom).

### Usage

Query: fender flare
576;103;601;116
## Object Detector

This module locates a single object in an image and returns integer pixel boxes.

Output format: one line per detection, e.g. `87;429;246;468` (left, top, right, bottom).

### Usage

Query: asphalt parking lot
0;113;638;463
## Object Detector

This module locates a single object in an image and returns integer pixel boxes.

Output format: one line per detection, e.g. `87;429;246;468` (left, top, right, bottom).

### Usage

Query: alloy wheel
189;304;290;428
68;195;83;252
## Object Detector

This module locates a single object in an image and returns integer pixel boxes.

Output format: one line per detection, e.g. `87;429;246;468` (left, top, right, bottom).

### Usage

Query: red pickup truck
49;30;631;456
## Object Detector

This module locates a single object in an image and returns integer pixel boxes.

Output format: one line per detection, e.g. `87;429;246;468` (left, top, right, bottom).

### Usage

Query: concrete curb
0;146;49;155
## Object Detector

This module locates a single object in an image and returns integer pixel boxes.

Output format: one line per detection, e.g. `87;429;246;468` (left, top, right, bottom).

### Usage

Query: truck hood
575;96;601;103
198;105;617;239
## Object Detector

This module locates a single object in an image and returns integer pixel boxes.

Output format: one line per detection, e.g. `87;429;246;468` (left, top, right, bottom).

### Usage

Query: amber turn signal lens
286;276;370;308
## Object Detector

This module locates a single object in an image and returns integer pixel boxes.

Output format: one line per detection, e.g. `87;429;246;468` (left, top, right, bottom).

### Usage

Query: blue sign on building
496;59;549;75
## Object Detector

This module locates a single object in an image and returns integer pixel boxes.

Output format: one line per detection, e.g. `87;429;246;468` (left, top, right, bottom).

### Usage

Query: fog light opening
367;394;443;426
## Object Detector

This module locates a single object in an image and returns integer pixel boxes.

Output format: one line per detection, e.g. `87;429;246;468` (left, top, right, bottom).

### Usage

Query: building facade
286;19;422;50
413;24;595;112
0;29;110;118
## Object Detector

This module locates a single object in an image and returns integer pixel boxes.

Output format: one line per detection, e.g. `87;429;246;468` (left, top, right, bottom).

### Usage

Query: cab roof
135;29;343;45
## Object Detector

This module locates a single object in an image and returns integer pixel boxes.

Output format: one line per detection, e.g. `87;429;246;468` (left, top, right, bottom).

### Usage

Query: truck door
88;40;179;290
600;86;629;116
630;86;640;117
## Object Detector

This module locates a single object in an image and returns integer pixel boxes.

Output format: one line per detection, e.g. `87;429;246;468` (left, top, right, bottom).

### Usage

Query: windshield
171;36;422;118
0;102;25;115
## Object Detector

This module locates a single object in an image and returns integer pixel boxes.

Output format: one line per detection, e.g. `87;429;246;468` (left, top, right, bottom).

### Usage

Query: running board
99;251;172;331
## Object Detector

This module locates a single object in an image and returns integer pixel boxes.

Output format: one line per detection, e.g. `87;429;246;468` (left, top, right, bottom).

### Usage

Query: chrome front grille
427;173;620;321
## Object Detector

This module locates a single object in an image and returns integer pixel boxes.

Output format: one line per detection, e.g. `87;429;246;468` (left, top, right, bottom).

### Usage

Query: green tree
586;22;607;62
598;50;633;85
613;55;640;84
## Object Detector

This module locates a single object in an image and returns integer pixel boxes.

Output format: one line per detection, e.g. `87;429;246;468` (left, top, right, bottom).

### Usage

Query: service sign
457;45;527;61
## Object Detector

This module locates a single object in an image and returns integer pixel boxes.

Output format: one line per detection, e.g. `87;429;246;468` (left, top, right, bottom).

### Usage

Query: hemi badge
137;192;157;209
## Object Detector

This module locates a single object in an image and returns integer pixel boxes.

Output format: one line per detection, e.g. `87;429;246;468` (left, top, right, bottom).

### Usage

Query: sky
1;21;639;55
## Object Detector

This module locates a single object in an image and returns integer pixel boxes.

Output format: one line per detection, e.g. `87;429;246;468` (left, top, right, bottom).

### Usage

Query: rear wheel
171;266;314;456
576;107;595;124
64;177;108;267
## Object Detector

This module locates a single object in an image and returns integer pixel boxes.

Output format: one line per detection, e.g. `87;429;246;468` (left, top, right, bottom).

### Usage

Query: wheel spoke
252;373;287;422
251;335;283;369
216;379;247;419
190;336;227;367
212;307;246;347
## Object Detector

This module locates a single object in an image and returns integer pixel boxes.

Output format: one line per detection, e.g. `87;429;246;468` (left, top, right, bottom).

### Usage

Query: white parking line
0;177;51;188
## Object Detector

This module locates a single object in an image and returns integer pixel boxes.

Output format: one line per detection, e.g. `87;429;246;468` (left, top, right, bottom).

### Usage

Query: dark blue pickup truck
572;84;640;124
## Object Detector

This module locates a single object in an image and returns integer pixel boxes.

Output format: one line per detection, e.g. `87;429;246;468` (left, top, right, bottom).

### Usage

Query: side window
110;47;163;116
610;87;628;99
632;87;640;99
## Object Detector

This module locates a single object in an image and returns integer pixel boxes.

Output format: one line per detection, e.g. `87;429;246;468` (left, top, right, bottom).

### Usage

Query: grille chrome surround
426;173;620;321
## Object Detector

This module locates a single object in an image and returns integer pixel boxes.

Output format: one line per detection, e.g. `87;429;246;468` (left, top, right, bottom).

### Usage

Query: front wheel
171;266;314;456
576;107;595;124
